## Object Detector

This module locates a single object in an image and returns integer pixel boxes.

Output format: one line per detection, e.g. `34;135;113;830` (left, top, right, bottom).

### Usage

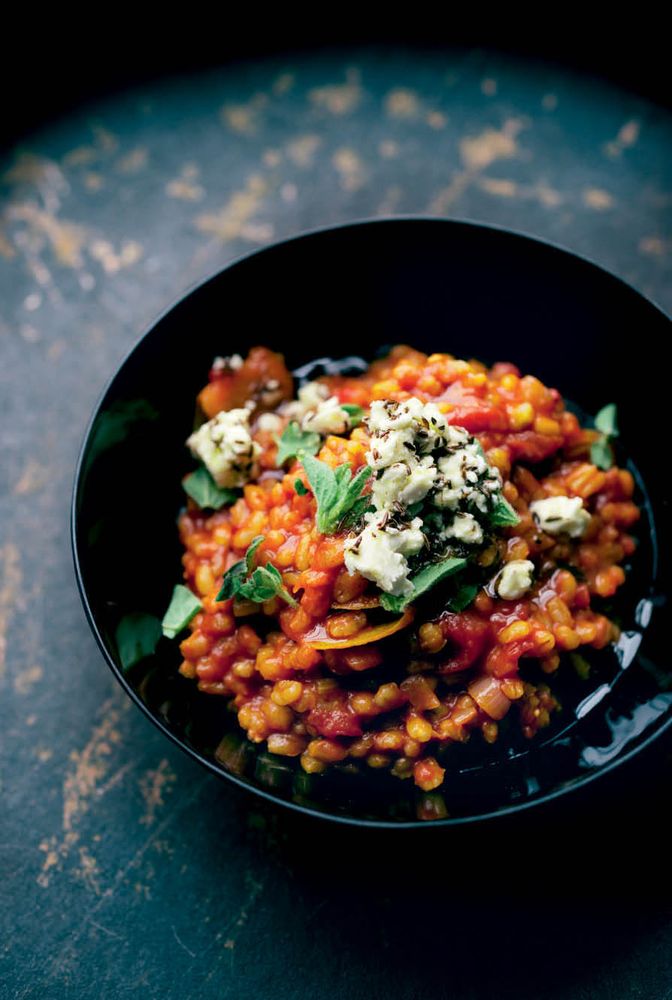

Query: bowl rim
71;214;672;829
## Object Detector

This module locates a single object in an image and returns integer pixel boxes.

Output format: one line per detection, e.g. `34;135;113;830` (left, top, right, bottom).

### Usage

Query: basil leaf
294;478;308;496
245;535;264;574
183;465;238;510
341;404;364;427
594;403;618;438
380;557;468;613
116;613;161;671
162;585;202;639
490;496;520;527
276;421;321;466
447;582;479;612
302;454;372;534
590;437;614;471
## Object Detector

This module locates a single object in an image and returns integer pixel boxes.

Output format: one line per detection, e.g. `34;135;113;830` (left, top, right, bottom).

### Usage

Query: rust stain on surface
384;88;420;119
37;697;127;888
479;177;518;197
166;164;205;202
7;203;87;268
0;544;23;683
605;119;640;158
426;110;447;130
583;188;614;210
195;175;268;242
14;664;44;695
13;459;47;496
139;759;177;826
115;147;149;174
89;238;143;273
0;227;15;258
221;95;268;135
378;140;400;159
285;135;321;168
481;78;498;97
459;118;525;170
332;148;365;192
639;236;668;256
308;68;362;115
272;72;295;96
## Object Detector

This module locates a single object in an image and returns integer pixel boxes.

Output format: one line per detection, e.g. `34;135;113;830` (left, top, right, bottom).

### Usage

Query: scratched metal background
2;49;672;999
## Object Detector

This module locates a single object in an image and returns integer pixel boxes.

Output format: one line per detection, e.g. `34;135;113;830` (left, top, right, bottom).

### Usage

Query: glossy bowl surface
72;218;671;827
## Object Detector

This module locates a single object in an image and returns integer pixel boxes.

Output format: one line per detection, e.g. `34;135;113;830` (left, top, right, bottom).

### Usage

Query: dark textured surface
2;49;672;999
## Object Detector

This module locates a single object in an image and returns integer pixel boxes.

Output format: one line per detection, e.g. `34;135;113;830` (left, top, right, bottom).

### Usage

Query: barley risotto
159;345;638;793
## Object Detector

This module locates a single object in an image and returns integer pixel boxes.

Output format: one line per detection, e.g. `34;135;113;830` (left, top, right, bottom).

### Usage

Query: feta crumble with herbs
344;398;511;597
187;408;261;488
529;495;591;538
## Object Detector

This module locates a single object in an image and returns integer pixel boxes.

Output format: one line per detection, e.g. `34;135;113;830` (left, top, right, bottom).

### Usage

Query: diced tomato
438;612;491;674
307;702;363;738
506;431;564;462
198;346;294;417
441;382;508;433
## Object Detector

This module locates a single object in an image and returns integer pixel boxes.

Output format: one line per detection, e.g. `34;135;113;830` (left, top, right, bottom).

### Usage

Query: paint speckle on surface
605;119;641;158
378;140;400;159
89;238;143;273
139;760;177;827
479;176;519;198
14;664;44;695
272;72;295;97
308;68;362;115
481;78;498;97
583;188;614;210
0;544;23;683
7;203;87;268
166;165;205;202
195;175;268;242
115;147;148;174
459;118;526;170
285;135;321;168
384;88;420;119
639;235;668;256
332;148;365;192
426;111;447;130
221;94;268;135
542;93;559;111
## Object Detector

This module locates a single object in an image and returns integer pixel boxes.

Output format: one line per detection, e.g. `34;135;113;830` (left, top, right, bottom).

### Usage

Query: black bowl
72;217;671;828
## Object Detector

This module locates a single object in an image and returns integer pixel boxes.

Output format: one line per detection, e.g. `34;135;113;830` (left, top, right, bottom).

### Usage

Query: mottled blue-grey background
2;49;672;999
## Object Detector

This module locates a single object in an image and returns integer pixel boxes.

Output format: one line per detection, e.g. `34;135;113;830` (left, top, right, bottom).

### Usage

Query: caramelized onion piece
305;607;415;649
468;675;512;720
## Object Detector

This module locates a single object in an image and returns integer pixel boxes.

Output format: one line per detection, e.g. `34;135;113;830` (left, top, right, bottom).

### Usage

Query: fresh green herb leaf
406;501;424;518
301;454;372;534
162;585;202;639
341;404;364;427
116;613;161;671
339;497;374;530
380;557;468;613
570;651;591;680
447;582;479;612
594;403;619;438
590;437;614;471
294;478;308;496
245;535;264;574
216;560;247;601
215;540;297;606
276;422;321;466
183;465;238;510
490;496;520;527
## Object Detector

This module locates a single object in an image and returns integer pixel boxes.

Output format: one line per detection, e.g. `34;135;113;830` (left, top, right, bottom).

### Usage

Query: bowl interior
73;219;671;826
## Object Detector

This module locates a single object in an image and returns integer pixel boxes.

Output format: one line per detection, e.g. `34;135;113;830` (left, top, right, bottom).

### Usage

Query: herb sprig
380;557;467;613
301;454;373;534
216;535;297;606
183;465;238;510
162;585;203;639
591;403;619;470
275;422;321;466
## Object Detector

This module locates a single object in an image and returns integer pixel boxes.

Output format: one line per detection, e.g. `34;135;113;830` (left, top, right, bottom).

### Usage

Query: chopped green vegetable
380;557;468;613
447;582;479;612
216;537;297;607
490;496;520;527
275;422;321;466
115;613;162;671
162;585;202;639
294;479;308;496
183;465;238;510
341;403;364;427
591;403;619;470
301;454;372;534
594;403;619;438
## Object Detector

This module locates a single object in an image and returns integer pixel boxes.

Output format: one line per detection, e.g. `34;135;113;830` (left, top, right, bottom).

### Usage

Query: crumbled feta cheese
279;380;331;423
187;408;261;488
529;496;591;538
302;396;350;436
433;443;501;512
495;559;535;600
212;354;243;372
371;457;437;509
256;412;284;434
443;511;484;545
344;514;425;596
